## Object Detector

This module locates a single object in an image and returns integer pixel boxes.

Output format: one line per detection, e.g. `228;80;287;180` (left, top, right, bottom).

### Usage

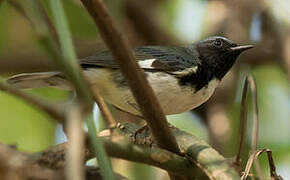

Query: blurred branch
79;0;180;156
49;0;92;106
65;104;86;180
247;76;263;179
124;0;177;45
7;0;59;43
0;81;66;124
38;138;194;176
0;143;127;180
241;149;283;180
234;75;258;166
85;115;115;180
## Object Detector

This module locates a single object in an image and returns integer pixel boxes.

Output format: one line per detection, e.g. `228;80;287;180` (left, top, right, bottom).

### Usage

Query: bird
7;36;253;116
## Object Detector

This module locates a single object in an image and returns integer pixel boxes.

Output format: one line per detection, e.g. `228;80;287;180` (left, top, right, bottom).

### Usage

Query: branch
0;143;127;180
117;123;240;180
241;149;283;180
79;0;180;155
125;0;177;45
91;86;116;129
36;123;240;180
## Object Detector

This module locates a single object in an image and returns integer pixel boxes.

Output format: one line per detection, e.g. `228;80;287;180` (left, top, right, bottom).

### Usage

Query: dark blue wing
80;46;199;72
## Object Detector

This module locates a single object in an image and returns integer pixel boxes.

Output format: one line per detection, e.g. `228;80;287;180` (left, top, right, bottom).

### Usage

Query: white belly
85;69;219;116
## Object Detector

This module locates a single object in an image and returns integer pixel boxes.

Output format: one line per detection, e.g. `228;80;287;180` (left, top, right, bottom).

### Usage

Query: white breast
84;69;220;116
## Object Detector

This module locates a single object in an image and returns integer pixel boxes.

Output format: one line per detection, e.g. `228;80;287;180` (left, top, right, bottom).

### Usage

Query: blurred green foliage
0;0;289;179
0;87;68;152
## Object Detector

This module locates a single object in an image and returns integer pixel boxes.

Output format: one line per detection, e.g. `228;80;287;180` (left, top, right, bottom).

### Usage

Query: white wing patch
171;66;198;77
137;59;156;69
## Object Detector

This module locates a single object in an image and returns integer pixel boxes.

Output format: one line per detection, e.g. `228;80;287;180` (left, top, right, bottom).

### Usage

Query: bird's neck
178;64;215;92
198;53;238;81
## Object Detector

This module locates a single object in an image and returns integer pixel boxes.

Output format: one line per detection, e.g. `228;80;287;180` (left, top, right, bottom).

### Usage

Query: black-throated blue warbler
7;36;253;116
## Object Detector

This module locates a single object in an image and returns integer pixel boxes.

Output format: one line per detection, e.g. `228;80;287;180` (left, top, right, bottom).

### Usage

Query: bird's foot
133;124;149;141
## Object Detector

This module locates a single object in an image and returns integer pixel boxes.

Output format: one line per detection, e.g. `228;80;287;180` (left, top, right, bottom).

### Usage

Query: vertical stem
66;104;85;180
235;77;249;165
86;116;115;180
49;0;92;105
49;1;115;179
247;76;262;178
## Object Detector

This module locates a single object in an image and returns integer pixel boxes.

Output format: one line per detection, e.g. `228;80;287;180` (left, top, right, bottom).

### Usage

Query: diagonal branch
125;0;177;45
79;0;181;155
91;87;116;129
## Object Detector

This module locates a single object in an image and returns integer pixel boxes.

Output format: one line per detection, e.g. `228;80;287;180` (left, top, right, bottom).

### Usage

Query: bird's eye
214;39;222;47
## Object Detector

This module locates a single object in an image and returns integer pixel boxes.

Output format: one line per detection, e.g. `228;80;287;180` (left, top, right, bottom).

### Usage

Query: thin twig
247;76;263;178
80;0;180;155
241;149;283;180
247;76;259;152
65;104;85;180
234;75;261;175
91;86;116;129
0;81;66;124
234;76;250;166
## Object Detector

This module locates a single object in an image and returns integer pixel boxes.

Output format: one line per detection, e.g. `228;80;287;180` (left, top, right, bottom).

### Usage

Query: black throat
178;63;215;92
177;52;238;92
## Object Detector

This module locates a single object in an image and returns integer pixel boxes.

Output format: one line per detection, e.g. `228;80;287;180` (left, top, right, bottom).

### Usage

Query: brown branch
79;0;180;156
0;143;127;180
36;123;240;179
91;86;116;129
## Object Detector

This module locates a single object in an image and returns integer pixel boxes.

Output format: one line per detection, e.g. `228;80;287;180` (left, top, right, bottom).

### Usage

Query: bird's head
196;36;253;80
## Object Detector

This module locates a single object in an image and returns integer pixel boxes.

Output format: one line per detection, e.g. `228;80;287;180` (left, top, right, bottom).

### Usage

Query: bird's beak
230;45;254;53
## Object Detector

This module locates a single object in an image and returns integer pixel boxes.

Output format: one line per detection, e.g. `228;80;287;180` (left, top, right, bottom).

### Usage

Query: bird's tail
6;72;72;90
